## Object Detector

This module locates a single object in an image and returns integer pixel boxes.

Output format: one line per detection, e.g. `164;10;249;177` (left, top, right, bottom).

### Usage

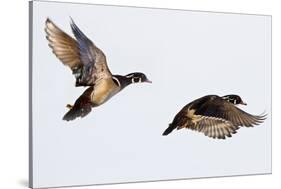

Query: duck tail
62;102;92;121
162;124;176;136
63;107;80;121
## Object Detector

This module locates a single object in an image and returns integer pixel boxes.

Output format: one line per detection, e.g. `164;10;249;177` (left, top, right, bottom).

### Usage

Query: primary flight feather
45;18;151;121
163;95;266;139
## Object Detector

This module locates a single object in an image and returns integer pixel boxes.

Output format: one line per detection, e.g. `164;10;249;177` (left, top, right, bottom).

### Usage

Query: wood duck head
222;95;247;105
113;72;151;89
125;72;152;83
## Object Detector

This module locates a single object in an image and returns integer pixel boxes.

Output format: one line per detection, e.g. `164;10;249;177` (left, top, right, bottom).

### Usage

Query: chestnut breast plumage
45;18;151;121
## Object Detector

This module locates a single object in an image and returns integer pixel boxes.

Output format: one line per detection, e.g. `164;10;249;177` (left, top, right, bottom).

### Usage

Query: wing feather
169;114;238;139
70;18;112;86
45;18;112;86
193;116;239;139
45;18;80;69
195;97;266;127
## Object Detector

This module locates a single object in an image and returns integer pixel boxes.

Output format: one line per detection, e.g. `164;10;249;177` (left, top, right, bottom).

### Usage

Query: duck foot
66;104;73;109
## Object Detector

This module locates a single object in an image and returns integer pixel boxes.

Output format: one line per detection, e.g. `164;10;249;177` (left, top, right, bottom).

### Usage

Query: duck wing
163;106;239;139
45;18;112;87
193;116;238;139
194;96;266;127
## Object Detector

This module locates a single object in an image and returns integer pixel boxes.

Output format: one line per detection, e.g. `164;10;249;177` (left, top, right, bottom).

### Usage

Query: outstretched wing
45;18;112;86
69;18;112;86
191;116;239;139
194;97;266;127
164;108;239;139
45;18;80;69
63;87;93;121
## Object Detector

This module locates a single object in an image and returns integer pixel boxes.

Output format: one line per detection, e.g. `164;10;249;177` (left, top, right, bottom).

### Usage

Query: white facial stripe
126;74;134;78
131;77;142;83
112;76;121;87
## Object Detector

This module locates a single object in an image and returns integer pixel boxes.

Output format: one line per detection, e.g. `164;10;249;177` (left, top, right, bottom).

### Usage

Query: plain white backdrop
30;1;271;188
0;0;280;189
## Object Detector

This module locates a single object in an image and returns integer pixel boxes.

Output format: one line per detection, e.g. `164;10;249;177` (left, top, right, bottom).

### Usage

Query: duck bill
145;80;152;83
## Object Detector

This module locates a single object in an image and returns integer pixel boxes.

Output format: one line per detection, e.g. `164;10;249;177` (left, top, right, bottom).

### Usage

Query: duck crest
163;94;265;139
112;72;151;90
222;94;245;105
45;18;151;121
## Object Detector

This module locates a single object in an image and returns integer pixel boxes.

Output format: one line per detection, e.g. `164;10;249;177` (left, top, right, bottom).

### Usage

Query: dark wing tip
45;18;52;39
45;17;56;35
253;113;267;125
259;112;268;120
69;16;74;25
69;17;78;32
69;17;90;42
246;112;267;126
45;17;53;26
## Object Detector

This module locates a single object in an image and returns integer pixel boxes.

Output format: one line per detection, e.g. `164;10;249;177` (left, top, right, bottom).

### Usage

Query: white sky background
31;1;271;188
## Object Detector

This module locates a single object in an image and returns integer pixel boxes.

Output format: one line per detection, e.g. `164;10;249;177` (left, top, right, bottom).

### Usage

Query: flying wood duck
45;18;151;121
162;95;266;139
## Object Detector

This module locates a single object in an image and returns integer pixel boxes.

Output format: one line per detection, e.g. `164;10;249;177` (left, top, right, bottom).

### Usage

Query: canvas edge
30;173;272;189
27;1;273;188
270;15;273;174
29;1;34;188
33;0;272;17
